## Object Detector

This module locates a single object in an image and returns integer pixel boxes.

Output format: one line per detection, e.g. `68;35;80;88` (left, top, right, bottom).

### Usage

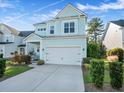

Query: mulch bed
0;76;9;82
82;65;124;92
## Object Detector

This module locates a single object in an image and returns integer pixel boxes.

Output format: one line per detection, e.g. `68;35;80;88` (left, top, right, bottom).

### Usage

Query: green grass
5;66;32;77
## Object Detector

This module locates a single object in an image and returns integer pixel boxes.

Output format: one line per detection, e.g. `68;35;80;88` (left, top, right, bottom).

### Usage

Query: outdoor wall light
82;48;85;51
42;48;44;51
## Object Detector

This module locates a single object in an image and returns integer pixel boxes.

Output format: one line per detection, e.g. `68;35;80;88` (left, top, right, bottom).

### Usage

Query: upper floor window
38;28;40;31
64;23;69;33
70;22;75;33
50;26;54;34
44;28;46;31
38;28;46;31
64;22;75;33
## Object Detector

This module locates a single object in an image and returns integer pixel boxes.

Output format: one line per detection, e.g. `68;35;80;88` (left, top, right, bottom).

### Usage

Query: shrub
20;55;31;64
0;53;3;58
13;54;21;64
37;60;45;65
0;58;6;77
106;48;124;62
83;57;92;64
87;42;100;58
109;62;123;89
90;60;104;88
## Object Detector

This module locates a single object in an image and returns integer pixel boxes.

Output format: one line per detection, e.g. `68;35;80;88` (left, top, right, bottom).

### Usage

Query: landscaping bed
0;65;32;82
82;63;124;92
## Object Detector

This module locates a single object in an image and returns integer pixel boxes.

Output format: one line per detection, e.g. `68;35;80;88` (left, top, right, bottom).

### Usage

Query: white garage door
46;47;82;65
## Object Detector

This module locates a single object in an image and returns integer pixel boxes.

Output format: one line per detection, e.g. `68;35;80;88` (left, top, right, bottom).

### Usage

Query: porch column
25;41;28;55
40;41;43;59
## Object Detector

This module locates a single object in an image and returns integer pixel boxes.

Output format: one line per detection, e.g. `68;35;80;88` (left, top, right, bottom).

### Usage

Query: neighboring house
103;19;124;50
24;4;87;65
0;23;22;58
0;23;33;58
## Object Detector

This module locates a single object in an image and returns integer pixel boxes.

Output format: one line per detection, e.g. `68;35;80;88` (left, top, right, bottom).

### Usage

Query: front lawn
0;65;32;82
5;66;32;77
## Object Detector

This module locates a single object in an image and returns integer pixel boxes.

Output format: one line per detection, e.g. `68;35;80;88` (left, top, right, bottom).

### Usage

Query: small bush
37;60;45;65
0;53;3;58
90;60;104;88
83;57;92;64
106;48;124;62
13;54;21;64
0;58;6;77
6;61;14;66
109;62;123;89
20;55;31;64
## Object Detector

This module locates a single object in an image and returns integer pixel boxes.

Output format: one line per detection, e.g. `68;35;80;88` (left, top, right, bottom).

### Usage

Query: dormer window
50;26;54;34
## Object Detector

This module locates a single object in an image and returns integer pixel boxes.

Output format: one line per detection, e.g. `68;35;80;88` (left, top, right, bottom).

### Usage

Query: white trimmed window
64;22;75;33
38;28;46;31
50;26;54;34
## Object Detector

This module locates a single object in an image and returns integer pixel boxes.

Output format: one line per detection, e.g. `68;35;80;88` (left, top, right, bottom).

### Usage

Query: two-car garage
45;46;82;65
42;37;86;65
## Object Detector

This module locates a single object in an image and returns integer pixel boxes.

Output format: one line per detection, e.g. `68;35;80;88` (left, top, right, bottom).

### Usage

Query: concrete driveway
0;64;84;92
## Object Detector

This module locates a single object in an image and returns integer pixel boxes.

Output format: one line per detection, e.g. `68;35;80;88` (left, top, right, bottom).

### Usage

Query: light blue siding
34;16;86;36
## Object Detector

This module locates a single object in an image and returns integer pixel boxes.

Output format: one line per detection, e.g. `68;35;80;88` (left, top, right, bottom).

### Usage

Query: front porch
24;33;43;61
26;41;41;61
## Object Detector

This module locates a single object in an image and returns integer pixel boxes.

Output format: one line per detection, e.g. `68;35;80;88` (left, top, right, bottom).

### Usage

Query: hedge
0;54;3;58
109;62;123;89
0;58;6;77
83;57;92;64
37;60;45;65
90;60;104;88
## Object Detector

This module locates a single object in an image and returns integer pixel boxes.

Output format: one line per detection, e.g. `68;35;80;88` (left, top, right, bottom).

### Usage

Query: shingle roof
0;42;13;44
19;31;34;37
0;31;3;34
111;19;124;27
0;23;19;35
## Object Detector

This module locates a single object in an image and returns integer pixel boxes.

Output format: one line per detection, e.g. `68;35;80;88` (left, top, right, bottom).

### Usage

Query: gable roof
34;3;87;25
55;3;87;18
0;31;3;34
102;23;110;41
110;19;124;27
19;31;34;37
102;19;124;41
0;23;19;36
24;33;44;41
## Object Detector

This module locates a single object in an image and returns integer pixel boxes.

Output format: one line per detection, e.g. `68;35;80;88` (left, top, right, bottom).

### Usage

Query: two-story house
0;23;22;58
0;23;34;58
24;4;87;65
103;19;124;50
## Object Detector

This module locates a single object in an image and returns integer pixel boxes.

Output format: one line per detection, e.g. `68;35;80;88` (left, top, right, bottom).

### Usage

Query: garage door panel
46;47;81;65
